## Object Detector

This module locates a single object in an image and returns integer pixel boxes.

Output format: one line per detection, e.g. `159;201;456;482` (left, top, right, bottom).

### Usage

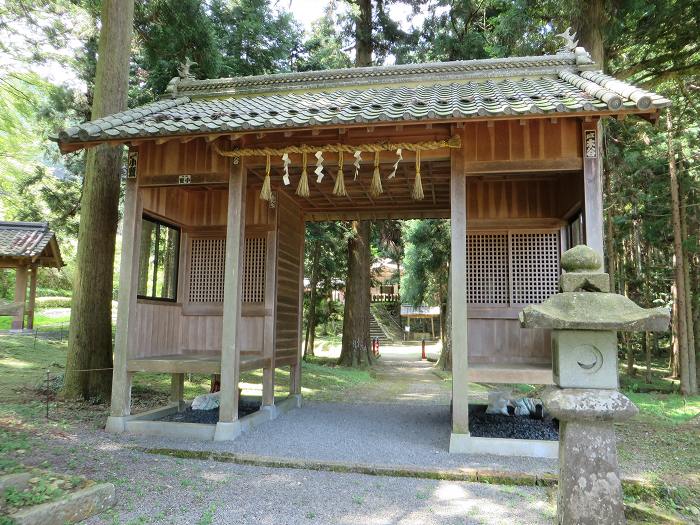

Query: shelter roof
0;221;63;267
55;48;669;151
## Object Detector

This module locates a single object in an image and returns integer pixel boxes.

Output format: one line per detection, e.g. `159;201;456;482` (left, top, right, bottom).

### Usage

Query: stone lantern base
543;388;638;525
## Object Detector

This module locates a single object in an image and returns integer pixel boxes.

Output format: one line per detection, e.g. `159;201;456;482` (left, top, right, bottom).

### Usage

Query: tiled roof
56;50;670;147
0;221;63;266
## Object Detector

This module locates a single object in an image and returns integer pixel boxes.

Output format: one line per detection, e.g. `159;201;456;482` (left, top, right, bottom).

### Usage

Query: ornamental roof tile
0;221;63;267
55;50;670;148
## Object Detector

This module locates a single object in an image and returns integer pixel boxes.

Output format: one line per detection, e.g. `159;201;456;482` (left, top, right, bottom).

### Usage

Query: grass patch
0;333;375;415
0;308;71;330
0;336;68;403
624;391;700;424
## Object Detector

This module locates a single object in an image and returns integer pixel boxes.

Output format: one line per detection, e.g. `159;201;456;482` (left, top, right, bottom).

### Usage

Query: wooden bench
126;351;271;375
467;362;553;385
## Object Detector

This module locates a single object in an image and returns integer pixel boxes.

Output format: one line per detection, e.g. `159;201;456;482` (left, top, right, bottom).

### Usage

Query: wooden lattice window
242;236;266;303
510;232;560;305
467;233;509;304
466;230;559;306
189;238;226;303
187;236;266;304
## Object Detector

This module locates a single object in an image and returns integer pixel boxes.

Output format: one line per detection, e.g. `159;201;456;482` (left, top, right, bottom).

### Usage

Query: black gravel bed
468;404;559;441
160;398;261;424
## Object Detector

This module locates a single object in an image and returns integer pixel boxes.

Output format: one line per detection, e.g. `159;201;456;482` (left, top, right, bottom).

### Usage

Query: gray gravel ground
13;426;555;524
75;443;555;525
119;402;558;475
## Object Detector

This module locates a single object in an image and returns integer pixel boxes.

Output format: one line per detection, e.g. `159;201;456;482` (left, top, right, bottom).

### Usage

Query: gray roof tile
0;221;63;266
55;53;671;147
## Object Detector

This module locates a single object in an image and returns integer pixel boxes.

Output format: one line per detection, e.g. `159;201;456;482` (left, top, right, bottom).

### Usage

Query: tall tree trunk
64;0;134;401
666;112;691;394
574;0;605;68
604;169;616;293
162;227;177;298
338;221;371;366
304;240;321;359
437;269;452;371
671;283;680;378
644;332;651;384
138;220;153;293
680;191;697;393
337;0;373;367
355;0;372;67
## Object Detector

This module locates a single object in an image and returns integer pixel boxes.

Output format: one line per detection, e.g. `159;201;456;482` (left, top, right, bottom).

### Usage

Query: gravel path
122;402;557;476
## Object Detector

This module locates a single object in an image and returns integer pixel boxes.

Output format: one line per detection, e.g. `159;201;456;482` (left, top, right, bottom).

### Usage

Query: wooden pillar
170;373;185;412
262;227;277;407
26;266;38;329
216;159;247;440
450;144;469;436
290;213;304;396
107;176;142;425
582;119;604;261
11;266;28;330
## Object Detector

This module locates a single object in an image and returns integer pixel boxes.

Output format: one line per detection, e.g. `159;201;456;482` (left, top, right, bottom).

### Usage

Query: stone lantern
520;245;669;525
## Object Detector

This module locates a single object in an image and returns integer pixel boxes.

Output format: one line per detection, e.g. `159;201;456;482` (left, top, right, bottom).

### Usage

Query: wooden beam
218;158;247;431
109;176;142;418
581;119;604;260
450;138;469;436
464;158;582;174
304;209;450;221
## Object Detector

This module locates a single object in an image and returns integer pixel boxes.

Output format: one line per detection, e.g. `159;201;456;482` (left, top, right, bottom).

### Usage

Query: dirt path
346;345;453;405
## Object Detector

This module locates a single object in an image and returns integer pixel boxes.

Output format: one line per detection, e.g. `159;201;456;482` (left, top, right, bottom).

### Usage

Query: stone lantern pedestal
520;245;669;525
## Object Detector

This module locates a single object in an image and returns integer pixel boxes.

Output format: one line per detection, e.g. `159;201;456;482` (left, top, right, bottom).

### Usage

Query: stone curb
9;483;116;525
0;472;32;494
623;502;686;524
137;446;558;486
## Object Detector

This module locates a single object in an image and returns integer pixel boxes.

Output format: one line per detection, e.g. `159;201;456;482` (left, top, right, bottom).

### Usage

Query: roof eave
56;107;665;153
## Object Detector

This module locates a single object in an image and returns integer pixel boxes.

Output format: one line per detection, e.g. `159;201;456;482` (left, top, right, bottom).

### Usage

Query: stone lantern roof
519;245;669;332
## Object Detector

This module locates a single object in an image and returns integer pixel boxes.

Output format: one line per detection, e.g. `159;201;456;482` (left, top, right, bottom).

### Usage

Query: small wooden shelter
0;221;63;329
56;40;668;447
400;305;441;339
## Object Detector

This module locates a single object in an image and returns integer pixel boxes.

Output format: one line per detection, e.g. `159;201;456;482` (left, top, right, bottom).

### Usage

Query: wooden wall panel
465;178;560;220
557;172;583;218
274;192;304;360
467;317;550;365
462;118;582;173
130;302;180;358
245;191;276;226
140;187;228;227
137;139;229;177
238;317;264;352
179;315;223;352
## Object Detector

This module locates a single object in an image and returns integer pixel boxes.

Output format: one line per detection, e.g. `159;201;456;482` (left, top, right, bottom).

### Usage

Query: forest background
0;0;698;394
